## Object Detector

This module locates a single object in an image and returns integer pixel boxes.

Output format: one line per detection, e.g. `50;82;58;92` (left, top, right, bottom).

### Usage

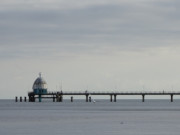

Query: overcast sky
0;0;180;99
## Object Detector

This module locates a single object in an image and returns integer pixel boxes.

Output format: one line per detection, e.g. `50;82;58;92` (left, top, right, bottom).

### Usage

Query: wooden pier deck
27;91;180;102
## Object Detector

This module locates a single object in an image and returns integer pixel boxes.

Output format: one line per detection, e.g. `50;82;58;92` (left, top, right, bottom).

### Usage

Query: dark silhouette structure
28;91;179;102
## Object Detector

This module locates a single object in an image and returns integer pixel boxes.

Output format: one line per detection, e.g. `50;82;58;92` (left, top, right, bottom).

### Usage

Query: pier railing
46;91;180;95
28;90;180;95
26;90;180;102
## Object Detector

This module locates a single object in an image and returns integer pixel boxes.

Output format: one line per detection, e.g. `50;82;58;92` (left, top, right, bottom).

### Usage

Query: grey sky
0;0;180;99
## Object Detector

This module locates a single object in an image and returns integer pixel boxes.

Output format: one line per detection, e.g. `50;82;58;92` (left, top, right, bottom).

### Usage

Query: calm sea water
0;99;180;135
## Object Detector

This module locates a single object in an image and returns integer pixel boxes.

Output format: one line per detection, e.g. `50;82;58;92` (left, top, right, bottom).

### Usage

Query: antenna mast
39;72;42;78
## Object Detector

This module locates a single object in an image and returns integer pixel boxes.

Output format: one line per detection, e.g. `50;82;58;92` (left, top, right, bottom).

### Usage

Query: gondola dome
32;73;48;94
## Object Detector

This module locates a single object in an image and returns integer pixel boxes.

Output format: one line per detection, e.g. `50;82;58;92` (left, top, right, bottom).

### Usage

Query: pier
19;73;180;103
27;91;180;102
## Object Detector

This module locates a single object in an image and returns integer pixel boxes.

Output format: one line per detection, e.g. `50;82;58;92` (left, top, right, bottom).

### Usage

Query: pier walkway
27;91;180;102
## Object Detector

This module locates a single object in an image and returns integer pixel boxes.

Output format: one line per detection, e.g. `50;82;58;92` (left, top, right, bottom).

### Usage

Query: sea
1;99;180;135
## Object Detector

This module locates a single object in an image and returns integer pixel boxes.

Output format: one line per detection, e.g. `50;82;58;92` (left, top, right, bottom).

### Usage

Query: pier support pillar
29;96;35;102
171;94;173;102
24;97;26;102
71;96;73;102
60;95;63;102
110;95;113;102
114;95;117;102
20;97;22;102
53;96;55;102
142;94;145;102
56;96;58;102
86;94;89;102
89;97;91;102
28;96;30;102
57;95;63;102
39;95;42;102
15;97;18;102
56;94;60;102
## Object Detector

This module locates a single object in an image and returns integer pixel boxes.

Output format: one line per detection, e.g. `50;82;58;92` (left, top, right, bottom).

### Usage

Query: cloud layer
0;0;180;98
